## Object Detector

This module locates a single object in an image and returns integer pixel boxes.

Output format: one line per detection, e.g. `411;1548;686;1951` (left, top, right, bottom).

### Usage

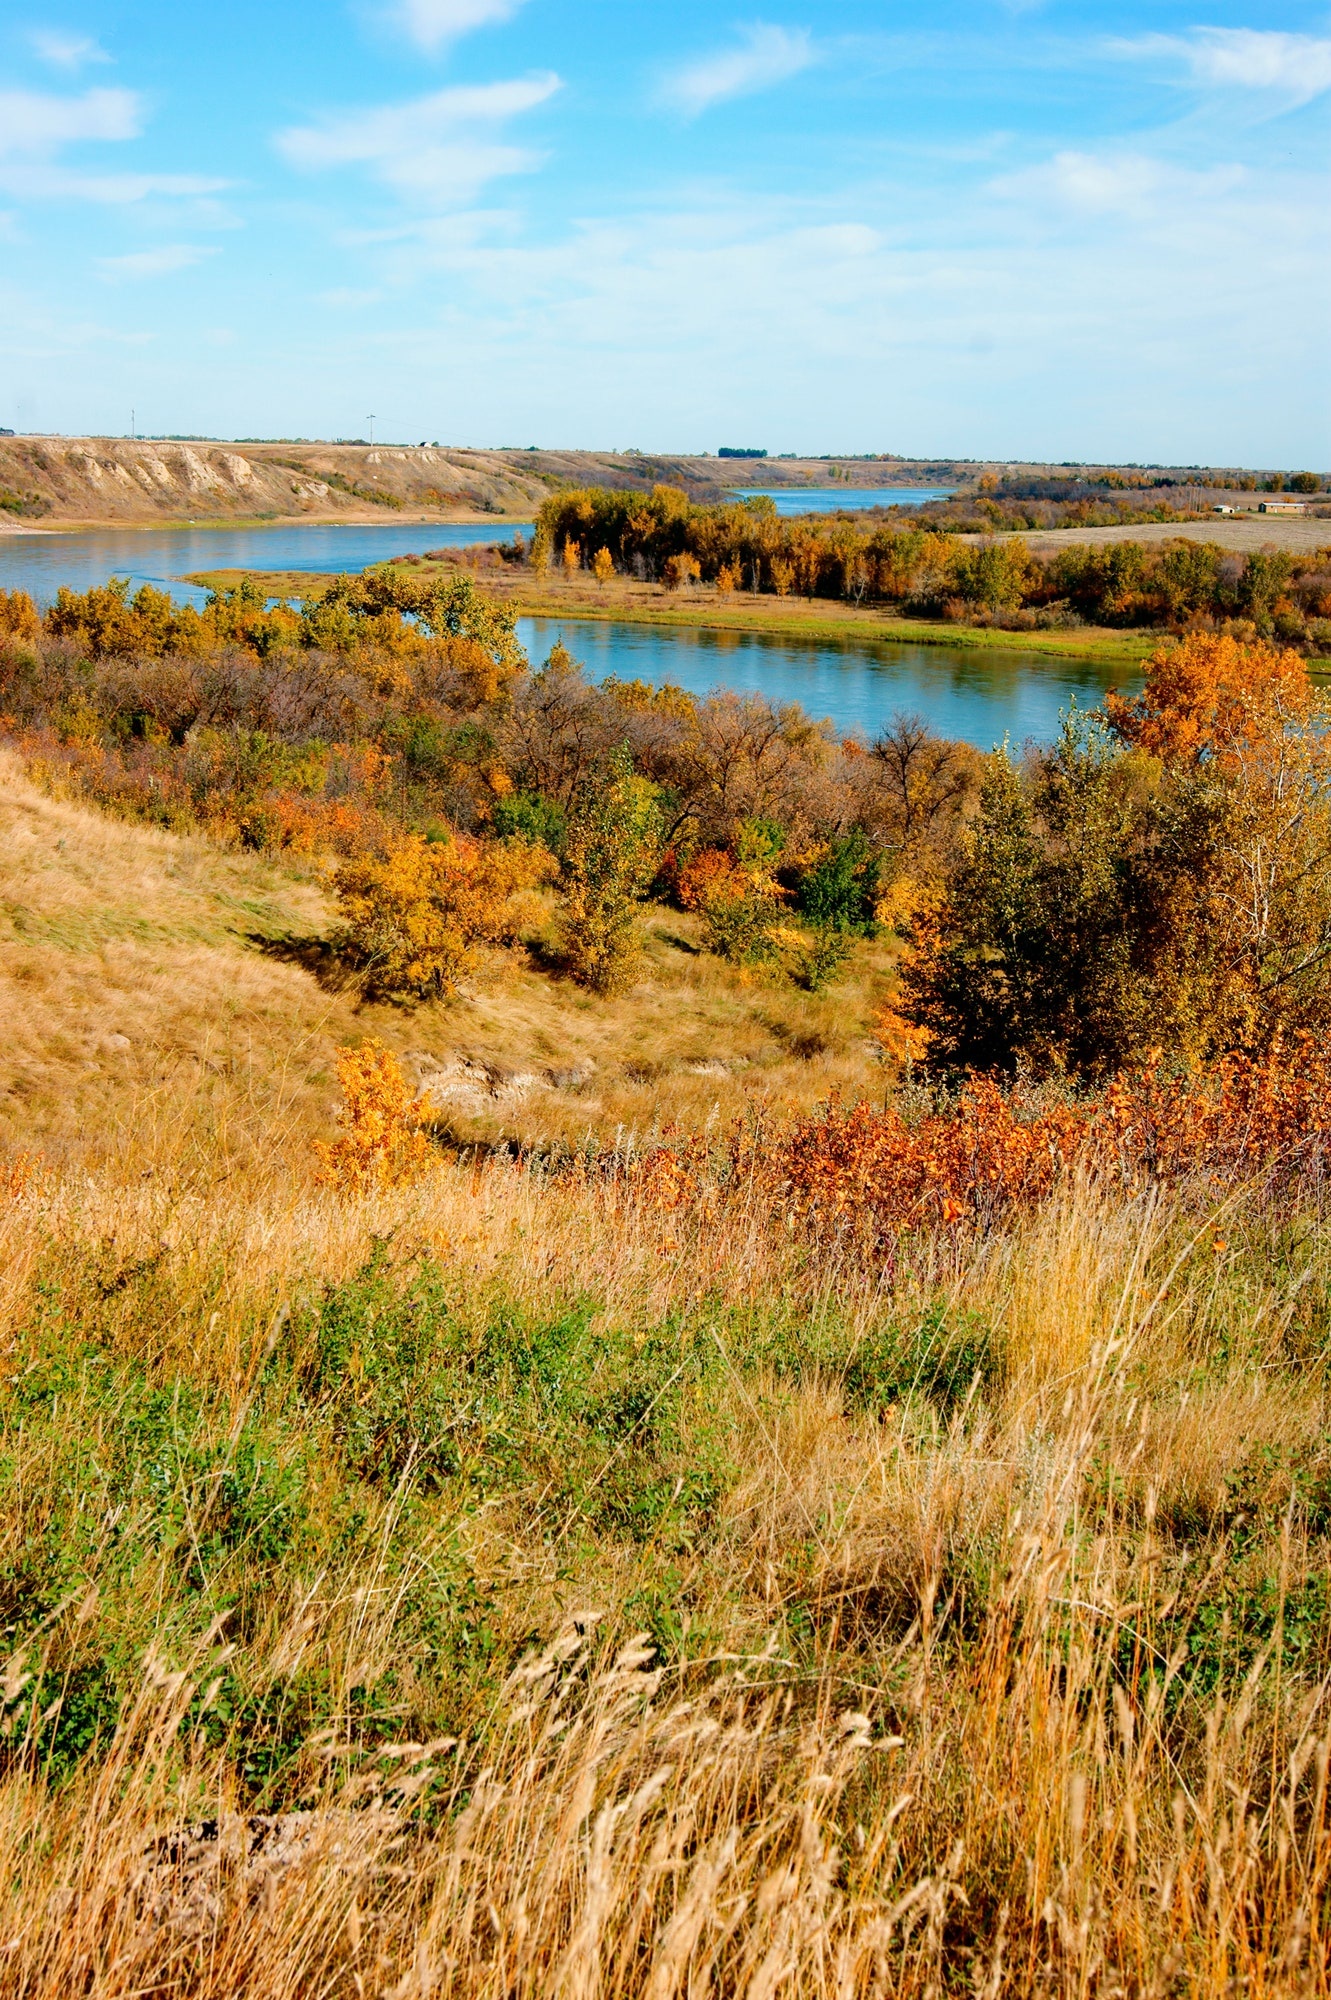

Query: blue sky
1;1;1328;464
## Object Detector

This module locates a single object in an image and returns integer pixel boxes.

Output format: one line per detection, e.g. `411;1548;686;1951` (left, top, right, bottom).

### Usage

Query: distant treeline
532;486;1331;648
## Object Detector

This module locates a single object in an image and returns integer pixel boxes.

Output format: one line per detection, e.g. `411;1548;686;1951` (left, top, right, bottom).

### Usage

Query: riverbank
189;561;1159;666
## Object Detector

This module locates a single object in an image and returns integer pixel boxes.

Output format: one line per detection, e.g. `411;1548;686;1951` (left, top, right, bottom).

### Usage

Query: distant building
1258;500;1307;514
0;427;13;437
718;447;767;459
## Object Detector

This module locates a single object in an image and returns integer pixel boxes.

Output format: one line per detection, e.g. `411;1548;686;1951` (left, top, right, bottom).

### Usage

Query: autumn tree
899;718;1157;1076
1109;634;1331;1051
904;638;1331;1075
0;589;40;642
1104;631;1312;764
677;819;787;965
863;714;980;878
314;1040;435;1191
560;745;662;993
334;829;555;999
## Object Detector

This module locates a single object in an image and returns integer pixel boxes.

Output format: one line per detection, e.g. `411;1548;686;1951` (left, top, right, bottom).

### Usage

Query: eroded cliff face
0;437;554;526
0;437;965;531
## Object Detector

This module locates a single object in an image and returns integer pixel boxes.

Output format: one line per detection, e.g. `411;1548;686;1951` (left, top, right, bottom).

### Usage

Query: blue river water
734;486;954;516
0;520;1134;747
0;520;531;610
516;616;1131;749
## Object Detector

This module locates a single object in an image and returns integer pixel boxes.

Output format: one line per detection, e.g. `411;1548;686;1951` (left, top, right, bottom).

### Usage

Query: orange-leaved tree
333;829;556;998
1109;633;1331;1051
314;1040;435;1191
1104;631;1312;765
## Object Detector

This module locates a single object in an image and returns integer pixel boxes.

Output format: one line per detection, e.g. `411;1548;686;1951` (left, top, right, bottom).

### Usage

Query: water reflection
517;616;1137;750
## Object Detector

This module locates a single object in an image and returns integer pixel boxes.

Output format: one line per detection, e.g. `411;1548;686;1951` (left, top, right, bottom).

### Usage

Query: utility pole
367;414;376;447
131;408;136;440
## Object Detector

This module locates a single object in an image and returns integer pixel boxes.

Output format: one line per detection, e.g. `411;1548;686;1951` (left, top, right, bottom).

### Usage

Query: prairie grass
3;769;1331;1993
3;1138;1331;1994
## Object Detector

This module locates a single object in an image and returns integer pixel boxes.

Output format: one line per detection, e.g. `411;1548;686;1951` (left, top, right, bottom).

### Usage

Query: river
0;521;1135;747
733;485;954;516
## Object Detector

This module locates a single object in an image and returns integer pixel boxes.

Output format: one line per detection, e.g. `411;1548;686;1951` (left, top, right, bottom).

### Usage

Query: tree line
531;485;1331;650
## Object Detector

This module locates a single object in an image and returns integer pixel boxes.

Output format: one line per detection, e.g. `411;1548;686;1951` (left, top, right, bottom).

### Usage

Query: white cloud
389;0;525;55
0;86;140;157
277;75;559;207
0;164;228;203
660;24;815;116
988;150;1245;217
96;243;215;280
0;87;228;204
333;158;1326;463
1114;28;1331;107
29;29;111;68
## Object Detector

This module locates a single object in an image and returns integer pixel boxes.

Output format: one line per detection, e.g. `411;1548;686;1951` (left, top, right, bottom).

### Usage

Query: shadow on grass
247;931;363;996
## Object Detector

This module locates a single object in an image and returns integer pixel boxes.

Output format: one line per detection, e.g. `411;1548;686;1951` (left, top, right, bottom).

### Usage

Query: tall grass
2;1112;1330;1994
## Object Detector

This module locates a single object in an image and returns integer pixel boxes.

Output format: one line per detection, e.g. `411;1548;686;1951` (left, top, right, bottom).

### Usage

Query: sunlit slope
0;753;345;1166
0;756;890;1169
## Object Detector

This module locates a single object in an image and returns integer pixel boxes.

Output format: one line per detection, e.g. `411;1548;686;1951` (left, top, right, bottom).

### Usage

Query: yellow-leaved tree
333;830;556;998
313;1040;435;1191
311;1048;435;1184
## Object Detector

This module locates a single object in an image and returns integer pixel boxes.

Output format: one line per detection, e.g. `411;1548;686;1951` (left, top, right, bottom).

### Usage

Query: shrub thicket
900;635;1331;1073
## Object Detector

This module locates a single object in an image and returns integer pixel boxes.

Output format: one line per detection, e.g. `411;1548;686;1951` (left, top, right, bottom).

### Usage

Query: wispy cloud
1113;28;1331;108
0;85;228;204
0;86;140;156
0;166;228;202
29;29;111;69
96;243;215;280
660;23;815;116
277;75;560;207
988;150;1245;218
388;0;526;56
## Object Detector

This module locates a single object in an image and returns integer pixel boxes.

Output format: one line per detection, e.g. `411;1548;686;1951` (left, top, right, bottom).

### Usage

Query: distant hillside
0;437;966;528
0;437;552;528
1;435;1312;532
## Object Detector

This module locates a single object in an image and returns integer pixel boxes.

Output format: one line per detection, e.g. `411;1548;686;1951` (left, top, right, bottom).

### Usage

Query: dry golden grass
3;1149;1330;1994
4;767;1331;1994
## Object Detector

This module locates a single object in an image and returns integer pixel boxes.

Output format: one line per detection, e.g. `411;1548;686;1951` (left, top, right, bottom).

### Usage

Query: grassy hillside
3;758;1331;1994
0;754;892;1169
